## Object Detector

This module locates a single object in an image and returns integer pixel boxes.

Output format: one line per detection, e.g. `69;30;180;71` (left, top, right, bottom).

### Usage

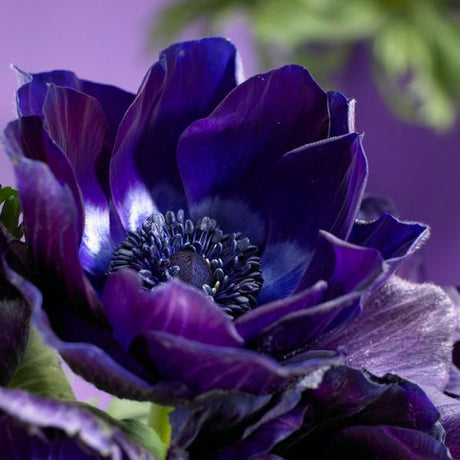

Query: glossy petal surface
178;65;328;244
103;270;243;349
111;37;238;229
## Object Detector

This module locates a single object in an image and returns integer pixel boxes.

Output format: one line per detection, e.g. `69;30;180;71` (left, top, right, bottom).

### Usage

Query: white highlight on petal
123;185;157;231
81;205;111;261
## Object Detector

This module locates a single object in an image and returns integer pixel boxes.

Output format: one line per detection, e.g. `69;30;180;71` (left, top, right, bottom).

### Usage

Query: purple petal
294;231;386;298
15;67;134;146
178;65;328;245
43;85;123;274
246;292;362;358
3;117;84;240
435;400;460;459
332;425;450;459
327;91;355;136
0;387;155;459
102;270;243;349
317;277;456;392
235;281;327;342
142;330;339;395
111;37;238;230
219;404;307;459
3;261;188;403
5;153;101;318
349;213;429;268
267;133;366;259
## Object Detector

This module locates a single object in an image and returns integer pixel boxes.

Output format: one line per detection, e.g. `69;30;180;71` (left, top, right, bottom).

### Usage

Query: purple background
1;0;459;288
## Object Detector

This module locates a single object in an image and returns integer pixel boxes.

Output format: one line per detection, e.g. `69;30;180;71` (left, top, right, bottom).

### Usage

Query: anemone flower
3;37;428;403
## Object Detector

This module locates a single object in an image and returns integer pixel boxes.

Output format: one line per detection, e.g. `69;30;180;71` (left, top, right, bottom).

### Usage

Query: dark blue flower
2;37;428;403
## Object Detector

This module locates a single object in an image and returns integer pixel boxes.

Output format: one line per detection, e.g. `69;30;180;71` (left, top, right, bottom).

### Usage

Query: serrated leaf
8;327;76;401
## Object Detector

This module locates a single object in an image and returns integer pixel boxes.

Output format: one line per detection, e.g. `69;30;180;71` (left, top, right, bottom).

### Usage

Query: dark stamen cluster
108;210;263;318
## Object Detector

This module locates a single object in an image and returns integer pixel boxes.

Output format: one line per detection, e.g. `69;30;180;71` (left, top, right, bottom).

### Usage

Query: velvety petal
4;152;101;318
142;330;338;395
169;390;272;455
349;213;429;268
327;91;355;136
178;65;328;245
435;400;460;459
219;404;307;460
111;37;238;230
43;85;122;273
327;425;450;459
3;117;84;240
246;292;362;359
266;133;366;262
102;270;243;349
294;231;387;297
0;387;155;459
15;67;134;145
3;260;188;403
317;277;456;392
235;280;327;342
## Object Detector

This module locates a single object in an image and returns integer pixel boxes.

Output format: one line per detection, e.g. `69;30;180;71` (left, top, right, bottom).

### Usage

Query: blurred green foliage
151;0;460;130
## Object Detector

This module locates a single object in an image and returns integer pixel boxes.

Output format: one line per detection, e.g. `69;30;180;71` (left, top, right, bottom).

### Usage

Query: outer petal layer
317;277;456;392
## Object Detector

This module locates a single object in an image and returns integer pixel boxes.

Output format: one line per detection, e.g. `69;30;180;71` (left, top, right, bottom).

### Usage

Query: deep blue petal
178;65;328;245
111;37;238;230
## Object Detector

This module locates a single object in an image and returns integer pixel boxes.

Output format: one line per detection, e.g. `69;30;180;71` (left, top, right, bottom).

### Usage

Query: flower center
107;210;263;318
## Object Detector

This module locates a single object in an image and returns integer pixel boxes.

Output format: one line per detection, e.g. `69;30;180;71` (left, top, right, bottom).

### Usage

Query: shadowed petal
349;213;429;269
3;259;189;403
267;133;366;260
235;281;327;342
15;67;134;146
142;330;338;395
327;91;355;136
327;425;450;459
246;292;362;358
317;277;456;393
4;153;101;318
111;37;238;230
178;65;328;245
3;117;84;240
102;271;243;349
43;85;123;274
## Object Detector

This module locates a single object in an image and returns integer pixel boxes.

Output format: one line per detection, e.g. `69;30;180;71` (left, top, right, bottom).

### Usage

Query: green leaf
82;402;167;459
8;327;76;401
0;186;23;240
107;397;151;422
149;403;173;446
121;419;167;460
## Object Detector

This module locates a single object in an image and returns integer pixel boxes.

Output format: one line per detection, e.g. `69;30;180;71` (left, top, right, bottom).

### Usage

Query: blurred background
0;0;459;289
